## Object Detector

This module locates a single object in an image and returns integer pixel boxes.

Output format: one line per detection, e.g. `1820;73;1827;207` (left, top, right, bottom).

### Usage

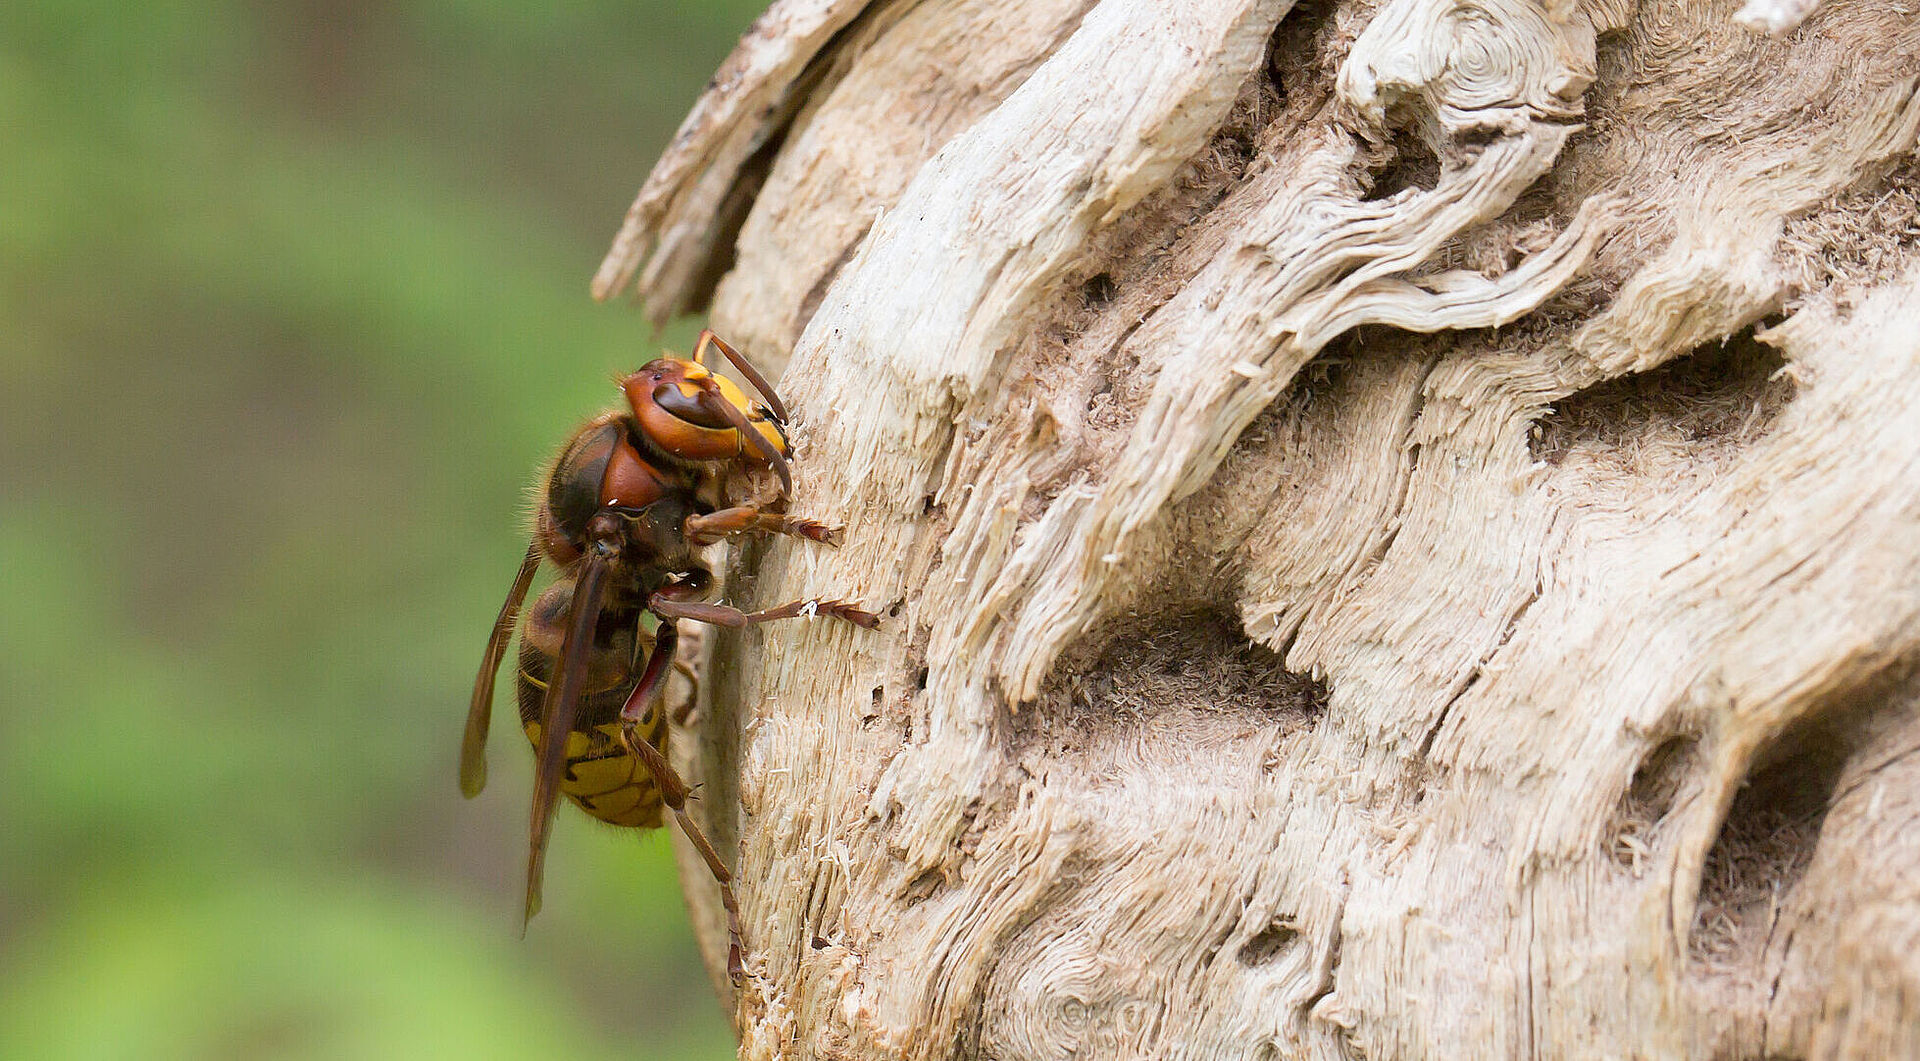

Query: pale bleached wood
707;0;1102;363
593;0;880;317
606;0;1920;1056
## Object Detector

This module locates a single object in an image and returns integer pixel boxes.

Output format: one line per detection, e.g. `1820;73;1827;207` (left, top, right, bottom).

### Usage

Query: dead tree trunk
595;0;1920;1056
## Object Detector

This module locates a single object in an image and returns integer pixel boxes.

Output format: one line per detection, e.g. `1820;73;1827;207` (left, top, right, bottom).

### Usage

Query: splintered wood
600;0;1920;1056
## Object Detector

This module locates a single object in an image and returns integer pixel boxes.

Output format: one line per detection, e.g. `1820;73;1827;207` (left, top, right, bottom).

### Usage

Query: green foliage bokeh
1;1;768;1056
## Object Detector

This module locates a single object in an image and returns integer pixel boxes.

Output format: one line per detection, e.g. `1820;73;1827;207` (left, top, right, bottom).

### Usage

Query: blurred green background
2;1;769;1057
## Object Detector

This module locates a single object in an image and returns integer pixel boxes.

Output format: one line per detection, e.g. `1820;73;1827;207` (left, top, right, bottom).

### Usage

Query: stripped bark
603;0;1920;1056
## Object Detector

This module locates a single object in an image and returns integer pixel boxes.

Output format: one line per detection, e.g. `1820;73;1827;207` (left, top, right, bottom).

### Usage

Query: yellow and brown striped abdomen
516;645;669;830
519;719;665;828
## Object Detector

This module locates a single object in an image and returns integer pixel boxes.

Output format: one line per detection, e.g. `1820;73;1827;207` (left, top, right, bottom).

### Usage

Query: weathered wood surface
601;0;1920;1056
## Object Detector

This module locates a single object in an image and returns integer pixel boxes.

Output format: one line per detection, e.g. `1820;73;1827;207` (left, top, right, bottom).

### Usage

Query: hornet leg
649;594;880;630
620;621;747;984
684;506;842;547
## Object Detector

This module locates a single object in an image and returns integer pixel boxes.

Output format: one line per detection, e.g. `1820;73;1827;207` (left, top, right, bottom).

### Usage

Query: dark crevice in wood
1352;345;1444;580
1361;123;1441;202
1021;608;1329;765
1610;732;1700;874
796;223;871;335
1531;319;1795;465
1238;919;1302;966
1016;0;1345;509
1688;681;1908;973
1689;722;1843;966
1081;271;1117;307
902;865;946;906
1689;661;1919;980
1409;571;1539;798
1306;926;1342;1006
664;0;912;317
678;121;790;318
1267;0;1347;119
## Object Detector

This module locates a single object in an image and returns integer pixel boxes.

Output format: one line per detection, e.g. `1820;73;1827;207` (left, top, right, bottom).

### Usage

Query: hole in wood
1362;126;1441;202
1081;272;1117;306
1689;711;1850;967
1265;47;1288;108
1610;733;1698;875
1020;609;1329;770
1238;920;1302;967
1265;0;1341;113
1531;321;1795;465
903;866;945;906
1043;609;1327;727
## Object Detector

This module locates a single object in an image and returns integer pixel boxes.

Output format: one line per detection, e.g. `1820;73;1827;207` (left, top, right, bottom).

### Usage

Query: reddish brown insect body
461;330;877;980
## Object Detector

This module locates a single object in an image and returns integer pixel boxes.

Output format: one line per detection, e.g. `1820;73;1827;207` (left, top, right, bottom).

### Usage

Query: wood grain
603;0;1920;1055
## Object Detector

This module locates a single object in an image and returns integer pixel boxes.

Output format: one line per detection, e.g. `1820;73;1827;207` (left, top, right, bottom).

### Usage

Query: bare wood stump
600;0;1920;1056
